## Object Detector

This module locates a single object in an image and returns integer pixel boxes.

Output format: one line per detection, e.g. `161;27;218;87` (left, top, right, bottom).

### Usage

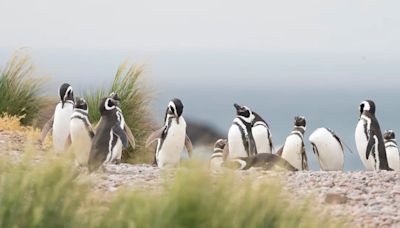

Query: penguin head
59;83;74;107
109;92;121;107
214;139;227;151
359;100;376;115
166;98;184;123
99;97;118;116
234;103;254;123
294;116;306;128
74;97;88;111
384;130;396;141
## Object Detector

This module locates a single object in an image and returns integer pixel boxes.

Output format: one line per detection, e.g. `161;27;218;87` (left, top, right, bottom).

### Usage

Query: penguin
40;83;75;153
383;130;400;171
108;92;136;163
222;153;297;171
252;112;274;154
309;128;344;171
145;98;193;168
88;97;128;172
276;116;308;171
227;103;257;159
69;97;94;167
209;139;227;171
355;100;391;170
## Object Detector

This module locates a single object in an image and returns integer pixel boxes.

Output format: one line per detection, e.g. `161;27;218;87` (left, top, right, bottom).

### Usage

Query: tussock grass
85;61;154;163
0;154;341;228
0;51;45;125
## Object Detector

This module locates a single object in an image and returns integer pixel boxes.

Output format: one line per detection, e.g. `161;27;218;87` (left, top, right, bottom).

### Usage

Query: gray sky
1;0;400;53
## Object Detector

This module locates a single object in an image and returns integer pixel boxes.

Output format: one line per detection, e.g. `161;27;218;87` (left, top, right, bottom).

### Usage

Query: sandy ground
1;130;399;228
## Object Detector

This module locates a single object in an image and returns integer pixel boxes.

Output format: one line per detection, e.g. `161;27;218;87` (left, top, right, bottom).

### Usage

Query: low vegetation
0;151;340;228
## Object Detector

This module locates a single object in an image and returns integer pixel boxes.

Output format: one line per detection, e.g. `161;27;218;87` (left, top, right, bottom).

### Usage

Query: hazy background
1;0;400;170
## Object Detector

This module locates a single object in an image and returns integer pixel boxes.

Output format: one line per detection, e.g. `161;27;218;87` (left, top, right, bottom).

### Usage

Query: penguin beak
62;100;65;108
234;103;241;111
176;116;180;124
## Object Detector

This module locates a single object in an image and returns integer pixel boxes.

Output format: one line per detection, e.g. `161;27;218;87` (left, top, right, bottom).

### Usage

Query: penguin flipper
222;141;229;161
113;124;128;149
185;135;193;157
124;123;136;149
145;127;165;147
40;115;54;144
275;146;284;156
301;144;309;170
366;131;376;160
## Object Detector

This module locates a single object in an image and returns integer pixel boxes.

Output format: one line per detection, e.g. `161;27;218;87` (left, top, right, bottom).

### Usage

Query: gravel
1;130;399;228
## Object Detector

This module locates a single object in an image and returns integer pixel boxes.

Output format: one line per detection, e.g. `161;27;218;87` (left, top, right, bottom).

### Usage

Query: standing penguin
309;128;344;171
88;97;128;172
40;83;75;153
146;98;193;168
277;116;308;171
227;103;257;159
252;112;274;154
69;98;94;167
383;130;400;171
109;92;136;163
209;139;227;171
355;100;391;170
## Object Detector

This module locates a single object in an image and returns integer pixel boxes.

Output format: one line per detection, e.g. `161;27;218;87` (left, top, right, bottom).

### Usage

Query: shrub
0;51;45;125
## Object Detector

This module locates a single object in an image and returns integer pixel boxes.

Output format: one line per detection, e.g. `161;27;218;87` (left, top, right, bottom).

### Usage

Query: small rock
324;193;348;204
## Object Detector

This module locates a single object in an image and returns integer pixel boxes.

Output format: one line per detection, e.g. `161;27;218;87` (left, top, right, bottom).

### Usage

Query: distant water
1;48;399;171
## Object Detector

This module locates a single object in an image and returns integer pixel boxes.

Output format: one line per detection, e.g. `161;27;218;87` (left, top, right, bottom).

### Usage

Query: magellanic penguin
108;92;136;163
146;98;193;168
209;139;228;171
309;128;344;171
88;97;128;172
277;116;308;171
222;153;297;171
383;130;400;171
355;100;391;170
69;97;94;167
40;83;75;153
227;103;257;159
252;112;274;154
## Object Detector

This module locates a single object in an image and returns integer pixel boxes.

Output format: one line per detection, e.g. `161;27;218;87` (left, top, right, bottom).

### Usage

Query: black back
362;109;391;170
88;98;119;172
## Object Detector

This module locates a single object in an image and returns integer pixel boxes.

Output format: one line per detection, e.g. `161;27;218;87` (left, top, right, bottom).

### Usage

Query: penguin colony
41;83;399;172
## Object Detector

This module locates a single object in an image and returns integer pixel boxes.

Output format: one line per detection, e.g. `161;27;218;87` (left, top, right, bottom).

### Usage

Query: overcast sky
1;0;399;54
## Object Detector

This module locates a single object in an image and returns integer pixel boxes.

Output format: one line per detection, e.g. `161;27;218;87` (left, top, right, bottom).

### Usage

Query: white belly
309;128;344;171
70;118;91;166
252;125;272;154
210;156;223;171
228;125;247;159
281;135;303;170
157;117;186;167
53;103;74;153
355;120;375;170
385;144;400;171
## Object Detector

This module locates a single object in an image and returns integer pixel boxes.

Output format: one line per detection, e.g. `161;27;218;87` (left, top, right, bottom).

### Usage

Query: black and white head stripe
234;103;254;124
168;98;184;117
74;97;88;112
359;100;376;115
59;83;74;102
105;98;117;110
384;130;397;148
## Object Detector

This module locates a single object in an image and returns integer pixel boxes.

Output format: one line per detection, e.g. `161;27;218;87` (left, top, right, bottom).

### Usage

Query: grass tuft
85;61;154;163
0;51;45;125
0;150;342;228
